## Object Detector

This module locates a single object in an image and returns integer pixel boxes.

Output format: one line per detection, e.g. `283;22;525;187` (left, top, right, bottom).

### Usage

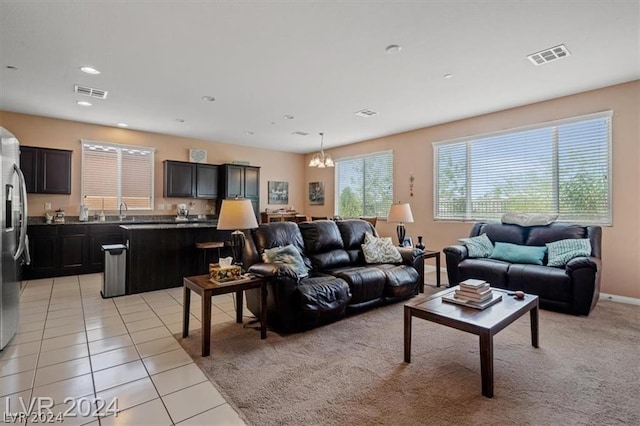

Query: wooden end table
183;274;267;357
420;250;441;291
404;286;539;397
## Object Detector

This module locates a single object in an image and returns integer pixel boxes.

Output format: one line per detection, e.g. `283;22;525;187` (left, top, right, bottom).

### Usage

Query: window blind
81;140;155;211
335;151;393;218
433;111;611;224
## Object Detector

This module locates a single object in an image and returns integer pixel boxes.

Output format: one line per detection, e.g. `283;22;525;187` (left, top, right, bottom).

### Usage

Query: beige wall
0;111;305;218
305;81;640;299
2;80;638;299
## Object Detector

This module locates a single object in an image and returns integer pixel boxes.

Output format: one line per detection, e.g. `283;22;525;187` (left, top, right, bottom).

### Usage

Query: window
433;111;611;224
81;140;155;211
335;151;393;218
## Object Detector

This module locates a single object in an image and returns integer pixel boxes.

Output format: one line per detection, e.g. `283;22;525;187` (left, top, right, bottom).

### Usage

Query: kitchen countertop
28;215;217;226
120;222;218;230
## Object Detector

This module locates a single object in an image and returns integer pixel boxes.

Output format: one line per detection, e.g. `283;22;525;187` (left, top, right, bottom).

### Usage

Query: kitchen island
121;222;232;294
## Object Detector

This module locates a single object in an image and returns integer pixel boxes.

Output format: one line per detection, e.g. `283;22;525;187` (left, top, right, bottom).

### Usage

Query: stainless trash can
101;244;127;298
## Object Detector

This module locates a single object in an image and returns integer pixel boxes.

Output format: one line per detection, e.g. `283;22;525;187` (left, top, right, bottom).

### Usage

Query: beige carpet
178;291;640;425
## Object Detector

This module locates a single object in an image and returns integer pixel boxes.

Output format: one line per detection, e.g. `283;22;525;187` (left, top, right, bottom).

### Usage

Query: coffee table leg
260;281;267;339
182;286;191;338
236;290;243;323
202;291;212;357
404;307;412;363
530;303;539;348
479;331;494;398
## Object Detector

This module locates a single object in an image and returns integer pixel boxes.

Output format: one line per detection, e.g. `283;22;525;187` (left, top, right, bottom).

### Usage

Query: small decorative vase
416;236;426;251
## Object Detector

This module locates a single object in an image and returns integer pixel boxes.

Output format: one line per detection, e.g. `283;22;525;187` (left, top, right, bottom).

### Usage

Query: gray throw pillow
262;245;309;278
459;233;494;258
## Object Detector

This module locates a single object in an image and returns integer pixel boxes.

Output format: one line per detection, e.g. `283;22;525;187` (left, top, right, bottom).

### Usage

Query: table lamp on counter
216;198;259;265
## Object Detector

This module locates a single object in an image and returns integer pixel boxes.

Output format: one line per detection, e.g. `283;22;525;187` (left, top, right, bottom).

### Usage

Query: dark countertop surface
120;222;218;230
28;215;217;226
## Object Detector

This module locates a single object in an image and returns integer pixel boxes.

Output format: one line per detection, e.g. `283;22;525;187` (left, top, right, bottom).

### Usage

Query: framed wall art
309;182;325;205
268;181;289;204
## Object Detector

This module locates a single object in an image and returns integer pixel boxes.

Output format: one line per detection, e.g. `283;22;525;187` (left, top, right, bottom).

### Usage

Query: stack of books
455;279;493;302
443;279;502;310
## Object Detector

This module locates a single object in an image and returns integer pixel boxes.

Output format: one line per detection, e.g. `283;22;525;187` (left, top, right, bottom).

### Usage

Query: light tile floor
0;274;246;425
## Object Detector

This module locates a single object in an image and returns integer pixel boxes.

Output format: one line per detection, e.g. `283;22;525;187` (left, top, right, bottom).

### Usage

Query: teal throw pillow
546;238;592;267
459;233;494;258
263;245;309;278
489;242;547;265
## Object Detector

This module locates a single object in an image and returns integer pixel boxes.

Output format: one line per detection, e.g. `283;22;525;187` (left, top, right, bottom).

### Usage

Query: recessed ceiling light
176;118;185;123
117;123;128;127
245;131;254;135
80;66;101;75
5;65;18;71
443;74;453;79
201;96;215;102
283;115;294;120
76;101;92;107
385;44;401;54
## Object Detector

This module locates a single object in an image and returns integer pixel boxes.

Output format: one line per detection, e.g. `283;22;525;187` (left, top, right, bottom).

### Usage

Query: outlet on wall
44;202;51;210
158;203;165;210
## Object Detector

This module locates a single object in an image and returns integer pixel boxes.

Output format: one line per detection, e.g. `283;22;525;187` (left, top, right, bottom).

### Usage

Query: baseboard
599;292;640;306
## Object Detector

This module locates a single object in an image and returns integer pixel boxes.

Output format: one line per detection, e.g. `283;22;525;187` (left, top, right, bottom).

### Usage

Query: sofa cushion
262;244;309;278
374;264;419;299
459;233;494;258
252;222;305;255
332;266;387;305
458;258;510;288
297;277;351;325
526;223;587;246
336;219;377;264
489;242;547;265
362;233;402;264
507;264;572;303
475;222;527;245
546;238;592;267
299;221;352;270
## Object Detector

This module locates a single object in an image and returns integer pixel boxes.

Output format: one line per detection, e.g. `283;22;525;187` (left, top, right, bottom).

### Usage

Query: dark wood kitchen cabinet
21;146;72;194
218;164;260;217
163;160;218;199
24;224;124;279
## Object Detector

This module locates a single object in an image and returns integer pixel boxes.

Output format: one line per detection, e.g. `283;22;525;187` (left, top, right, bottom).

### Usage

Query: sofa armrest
565;256;601;315
248;262;300;281
443;244;468;286
397;247;424;292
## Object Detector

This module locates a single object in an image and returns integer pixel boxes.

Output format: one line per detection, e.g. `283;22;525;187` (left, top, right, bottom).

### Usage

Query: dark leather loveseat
243;219;424;332
444;222;601;316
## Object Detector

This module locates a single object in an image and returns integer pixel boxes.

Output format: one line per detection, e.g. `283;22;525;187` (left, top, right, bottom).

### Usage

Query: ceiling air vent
355;108;378;118
527;44;571;66
74;84;108;99
291;131;309;136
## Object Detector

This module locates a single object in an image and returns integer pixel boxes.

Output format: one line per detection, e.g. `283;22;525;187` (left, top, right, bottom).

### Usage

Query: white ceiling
1;1;638;154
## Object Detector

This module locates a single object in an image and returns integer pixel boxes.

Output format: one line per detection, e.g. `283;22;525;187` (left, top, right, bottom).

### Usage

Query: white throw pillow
501;213;558;227
362;234;402;264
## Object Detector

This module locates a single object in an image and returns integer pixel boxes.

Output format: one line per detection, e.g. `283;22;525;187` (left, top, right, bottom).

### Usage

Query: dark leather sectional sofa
243;219;424;332
444;222;601;316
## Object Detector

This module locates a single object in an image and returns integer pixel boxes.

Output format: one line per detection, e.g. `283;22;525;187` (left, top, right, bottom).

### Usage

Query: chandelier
308;132;334;168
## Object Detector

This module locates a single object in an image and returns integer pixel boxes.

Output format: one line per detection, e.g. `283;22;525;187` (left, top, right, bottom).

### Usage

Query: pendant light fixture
308;132;334;168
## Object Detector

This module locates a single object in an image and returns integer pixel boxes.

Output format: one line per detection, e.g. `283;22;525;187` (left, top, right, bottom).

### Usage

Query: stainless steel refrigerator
1;126;30;350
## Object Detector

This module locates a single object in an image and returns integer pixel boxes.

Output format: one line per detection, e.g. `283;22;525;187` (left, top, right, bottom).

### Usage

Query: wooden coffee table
404;286;539;397
183;274;267;357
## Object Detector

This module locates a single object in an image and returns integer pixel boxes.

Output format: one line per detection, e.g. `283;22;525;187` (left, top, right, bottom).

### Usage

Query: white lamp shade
216;199;258;230
387;203;414;223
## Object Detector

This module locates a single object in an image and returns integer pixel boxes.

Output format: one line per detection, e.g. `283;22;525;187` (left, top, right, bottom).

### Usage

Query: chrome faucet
119;201;128;221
